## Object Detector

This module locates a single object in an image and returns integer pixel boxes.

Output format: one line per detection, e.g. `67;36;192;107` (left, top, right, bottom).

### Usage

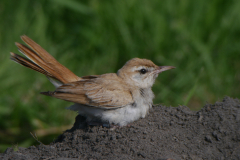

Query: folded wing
42;75;134;109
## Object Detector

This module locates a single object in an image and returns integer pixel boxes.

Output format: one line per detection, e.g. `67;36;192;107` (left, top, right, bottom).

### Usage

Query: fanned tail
10;52;54;78
10;35;81;84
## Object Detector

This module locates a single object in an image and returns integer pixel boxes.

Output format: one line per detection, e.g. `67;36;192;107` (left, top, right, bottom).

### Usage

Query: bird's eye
140;68;147;74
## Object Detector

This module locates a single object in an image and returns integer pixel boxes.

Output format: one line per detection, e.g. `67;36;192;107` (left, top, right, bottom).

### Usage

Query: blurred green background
0;0;239;152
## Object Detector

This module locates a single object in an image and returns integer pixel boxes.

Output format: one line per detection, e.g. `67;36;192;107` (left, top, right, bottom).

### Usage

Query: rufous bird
10;35;175;127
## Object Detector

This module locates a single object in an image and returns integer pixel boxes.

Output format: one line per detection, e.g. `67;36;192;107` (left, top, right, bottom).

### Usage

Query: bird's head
117;58;175;88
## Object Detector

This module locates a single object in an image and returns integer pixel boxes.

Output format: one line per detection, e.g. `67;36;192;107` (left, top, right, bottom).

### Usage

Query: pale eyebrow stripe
131;66;154;72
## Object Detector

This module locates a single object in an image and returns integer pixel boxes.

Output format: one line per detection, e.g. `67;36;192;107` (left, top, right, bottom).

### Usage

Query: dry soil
1;96;240;160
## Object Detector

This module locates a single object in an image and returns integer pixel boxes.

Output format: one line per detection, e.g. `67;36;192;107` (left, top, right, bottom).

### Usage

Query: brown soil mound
1;96;240;160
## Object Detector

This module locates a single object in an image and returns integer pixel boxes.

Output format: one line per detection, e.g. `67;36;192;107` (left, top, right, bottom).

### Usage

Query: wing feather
42;75;134;109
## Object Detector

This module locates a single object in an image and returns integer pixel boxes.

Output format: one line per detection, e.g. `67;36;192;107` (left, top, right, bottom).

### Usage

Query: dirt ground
1;96;240;160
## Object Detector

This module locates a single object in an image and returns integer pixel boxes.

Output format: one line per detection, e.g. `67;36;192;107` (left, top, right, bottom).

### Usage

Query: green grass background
0;0;239;152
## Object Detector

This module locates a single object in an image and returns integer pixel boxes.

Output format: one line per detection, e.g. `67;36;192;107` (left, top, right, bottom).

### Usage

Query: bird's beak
154;66;175;74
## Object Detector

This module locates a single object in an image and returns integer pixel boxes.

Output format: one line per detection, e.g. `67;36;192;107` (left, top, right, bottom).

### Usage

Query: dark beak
154;66;175;74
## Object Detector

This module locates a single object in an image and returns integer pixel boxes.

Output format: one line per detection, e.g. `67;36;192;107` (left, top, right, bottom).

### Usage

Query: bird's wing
42;76;134;109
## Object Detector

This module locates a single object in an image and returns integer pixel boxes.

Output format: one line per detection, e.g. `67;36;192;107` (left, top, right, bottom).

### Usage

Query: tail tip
21;35;29;41
10;52;15;56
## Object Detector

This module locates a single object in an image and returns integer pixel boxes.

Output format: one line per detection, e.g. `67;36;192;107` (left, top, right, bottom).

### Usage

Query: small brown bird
10;35;175;127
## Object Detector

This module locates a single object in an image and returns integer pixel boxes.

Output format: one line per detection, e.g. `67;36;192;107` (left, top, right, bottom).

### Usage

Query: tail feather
15;42;64;82
10;52;53;77
11;35;81;84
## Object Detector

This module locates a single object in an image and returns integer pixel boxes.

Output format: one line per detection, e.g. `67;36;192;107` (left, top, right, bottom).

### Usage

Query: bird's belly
102;104;151;126
67;103;151;126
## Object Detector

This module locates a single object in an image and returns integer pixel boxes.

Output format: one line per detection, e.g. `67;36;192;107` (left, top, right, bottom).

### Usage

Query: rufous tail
10;35;81;84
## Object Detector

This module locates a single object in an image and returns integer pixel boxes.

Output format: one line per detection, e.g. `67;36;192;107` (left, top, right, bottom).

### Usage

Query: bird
10;35;175;127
